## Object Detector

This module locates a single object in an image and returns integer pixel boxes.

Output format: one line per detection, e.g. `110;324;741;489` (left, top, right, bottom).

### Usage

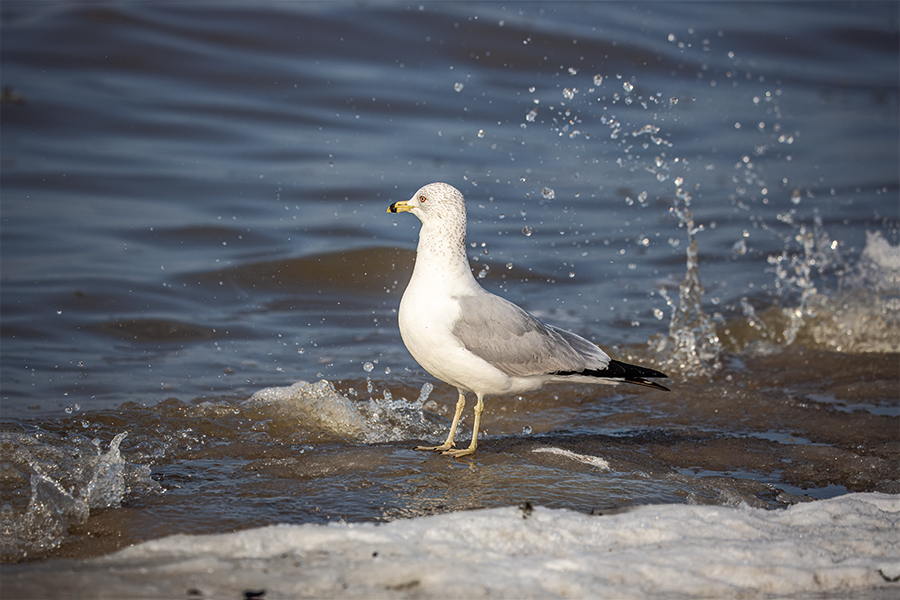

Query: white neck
409;220;478;292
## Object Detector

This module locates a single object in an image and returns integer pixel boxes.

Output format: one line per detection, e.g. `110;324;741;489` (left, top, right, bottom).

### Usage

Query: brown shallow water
7;346;894;563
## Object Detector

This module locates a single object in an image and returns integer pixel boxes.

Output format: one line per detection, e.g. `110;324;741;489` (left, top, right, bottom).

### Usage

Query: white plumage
389;182;668;457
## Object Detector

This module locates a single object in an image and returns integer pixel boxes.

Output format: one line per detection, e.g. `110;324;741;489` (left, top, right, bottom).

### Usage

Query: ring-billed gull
388;182;669;458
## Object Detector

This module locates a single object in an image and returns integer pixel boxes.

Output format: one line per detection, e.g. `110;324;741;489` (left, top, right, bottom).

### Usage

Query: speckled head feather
409;182;466;223
392;182;468;260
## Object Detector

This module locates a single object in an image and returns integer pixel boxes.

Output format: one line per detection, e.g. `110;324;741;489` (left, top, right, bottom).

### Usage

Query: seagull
388;183;668;458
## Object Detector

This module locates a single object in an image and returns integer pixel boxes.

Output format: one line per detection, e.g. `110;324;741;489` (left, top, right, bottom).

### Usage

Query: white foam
532;446;611;470
6;493;897;598
862;230;900;272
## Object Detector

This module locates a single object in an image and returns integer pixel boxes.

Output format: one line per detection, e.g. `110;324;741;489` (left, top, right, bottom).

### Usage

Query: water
1;1;897;564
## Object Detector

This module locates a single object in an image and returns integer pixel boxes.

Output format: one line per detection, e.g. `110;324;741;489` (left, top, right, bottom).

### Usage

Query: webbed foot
442;445;476;458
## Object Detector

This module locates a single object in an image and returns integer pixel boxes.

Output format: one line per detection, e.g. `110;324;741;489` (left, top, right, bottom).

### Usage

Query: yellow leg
443;394;484;458
416;389;466;452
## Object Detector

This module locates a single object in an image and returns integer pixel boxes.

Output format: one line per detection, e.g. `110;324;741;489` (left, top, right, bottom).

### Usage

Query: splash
516;47;896;373
0;430;144;562
518;69;724;378
724;229;900;355
648;185;723;378
847;230;900;294
244;379;444;444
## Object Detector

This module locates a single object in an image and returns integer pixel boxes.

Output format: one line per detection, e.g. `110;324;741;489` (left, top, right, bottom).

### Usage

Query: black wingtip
551;359;670;391
605;359;668;380
610;359;670;391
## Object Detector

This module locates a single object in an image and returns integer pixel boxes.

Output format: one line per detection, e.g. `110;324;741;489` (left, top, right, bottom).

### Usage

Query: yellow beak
388;199;413;213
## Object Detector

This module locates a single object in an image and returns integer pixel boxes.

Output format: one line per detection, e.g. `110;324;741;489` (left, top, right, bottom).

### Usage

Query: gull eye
419;195;427;203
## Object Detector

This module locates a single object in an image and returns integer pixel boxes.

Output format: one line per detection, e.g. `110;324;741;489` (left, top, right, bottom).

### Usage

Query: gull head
387;182;467;227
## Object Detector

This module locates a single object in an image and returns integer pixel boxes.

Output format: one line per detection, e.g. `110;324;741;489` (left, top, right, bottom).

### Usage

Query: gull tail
553;359;670;392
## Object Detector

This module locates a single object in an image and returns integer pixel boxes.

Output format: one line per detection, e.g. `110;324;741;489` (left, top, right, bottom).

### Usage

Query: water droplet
541;187;555;200
568;272;575;278
568;67;578;75
454;82;464;92
477;129;484;138
522;425;533;435
669;97;678;105
526;109;538;122
623;81;633;92
593;74;603;86
363;362;374;373
562;88;575;100
522;226;533;237
732;239;748;255
384;366;391;374
417;382;434;403
653;308;665;320
791;189;802;205
506;262;513;270
528;86;535;93
477;268;488;279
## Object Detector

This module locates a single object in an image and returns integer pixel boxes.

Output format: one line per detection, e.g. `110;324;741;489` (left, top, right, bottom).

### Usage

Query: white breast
398;276;512;395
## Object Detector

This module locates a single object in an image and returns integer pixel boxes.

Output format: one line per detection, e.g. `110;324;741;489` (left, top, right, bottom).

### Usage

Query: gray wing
452;293;611;377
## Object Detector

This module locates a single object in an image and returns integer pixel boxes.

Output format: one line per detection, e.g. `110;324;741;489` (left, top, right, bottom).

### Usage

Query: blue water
1;1;897;562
